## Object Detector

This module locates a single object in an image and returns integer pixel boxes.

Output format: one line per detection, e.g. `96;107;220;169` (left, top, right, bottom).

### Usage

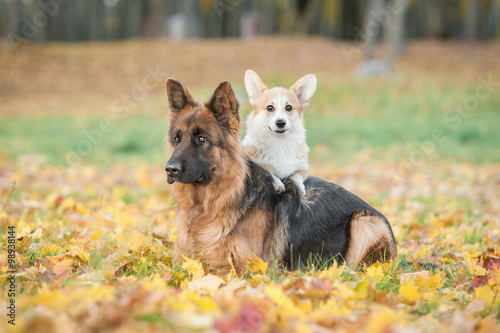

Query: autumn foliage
0;159;498;332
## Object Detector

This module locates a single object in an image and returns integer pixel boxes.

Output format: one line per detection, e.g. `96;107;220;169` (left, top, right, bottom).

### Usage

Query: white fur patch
243;70;316;190
243;108;308;178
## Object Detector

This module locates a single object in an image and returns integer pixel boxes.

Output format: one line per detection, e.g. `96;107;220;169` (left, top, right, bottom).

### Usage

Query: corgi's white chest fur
243;114;309;179
242;70;316;195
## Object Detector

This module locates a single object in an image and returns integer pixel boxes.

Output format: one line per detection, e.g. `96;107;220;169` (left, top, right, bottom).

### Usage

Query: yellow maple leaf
44;257;73;275
438;290;456;303
465;250;481;259
428;229;440;238
490;267;500;285
466;259;487;276
183;290;219;311
331;281;355;300
416;246;430;259
415;272;446;291
41;242;64;254
422;291;438;303
366;306;406;333
263;284;304;318
366;264;384;283
90;230;104;240
57;197;75;213
17;225;31;239
318;262;345;281
32;283;68;309
244;253;268;274
474;285;497;306
66;246;90;262
181;255;204;280
399;281;420;303
400;270;430;284
312;297;351;326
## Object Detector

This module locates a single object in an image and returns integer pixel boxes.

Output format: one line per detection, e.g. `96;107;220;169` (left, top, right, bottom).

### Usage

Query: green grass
1;79;499;166
0;115;168;167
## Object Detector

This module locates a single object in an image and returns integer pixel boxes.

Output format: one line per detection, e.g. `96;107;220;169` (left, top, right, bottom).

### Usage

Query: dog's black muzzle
165;161;182;184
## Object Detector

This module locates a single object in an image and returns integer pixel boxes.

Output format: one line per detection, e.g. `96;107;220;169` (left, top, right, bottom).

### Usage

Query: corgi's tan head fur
244;70;317;136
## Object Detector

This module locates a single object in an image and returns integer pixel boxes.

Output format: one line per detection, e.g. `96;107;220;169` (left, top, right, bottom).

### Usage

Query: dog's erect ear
166;78;195;112
207;81;240;131
244;69;267;106
290;74;317;109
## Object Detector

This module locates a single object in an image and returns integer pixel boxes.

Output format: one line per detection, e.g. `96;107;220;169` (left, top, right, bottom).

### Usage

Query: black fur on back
237;158;396;270
278;176;395;269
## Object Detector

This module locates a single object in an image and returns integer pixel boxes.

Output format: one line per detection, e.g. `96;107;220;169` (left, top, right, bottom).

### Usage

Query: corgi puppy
242;70;317;195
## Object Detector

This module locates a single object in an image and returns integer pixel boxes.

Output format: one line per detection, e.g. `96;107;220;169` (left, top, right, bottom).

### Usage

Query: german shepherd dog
165;78;397;274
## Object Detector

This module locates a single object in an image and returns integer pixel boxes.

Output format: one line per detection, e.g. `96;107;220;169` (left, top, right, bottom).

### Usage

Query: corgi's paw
272;177;285;194
294;180;306;196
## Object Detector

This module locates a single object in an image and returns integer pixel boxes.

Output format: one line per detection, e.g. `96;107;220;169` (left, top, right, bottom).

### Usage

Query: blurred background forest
1;0;499;42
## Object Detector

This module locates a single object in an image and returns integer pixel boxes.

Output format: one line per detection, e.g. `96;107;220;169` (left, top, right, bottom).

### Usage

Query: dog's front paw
272;178;285;194
295;181;306;196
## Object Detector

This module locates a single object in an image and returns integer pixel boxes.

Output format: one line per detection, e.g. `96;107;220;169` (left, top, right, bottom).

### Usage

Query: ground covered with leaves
1;159;499;332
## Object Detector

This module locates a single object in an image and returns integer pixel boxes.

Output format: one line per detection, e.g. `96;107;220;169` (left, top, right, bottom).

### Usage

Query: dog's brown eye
174;136;180;143
285;105;292;112
266;105;274;112
198;136;206;143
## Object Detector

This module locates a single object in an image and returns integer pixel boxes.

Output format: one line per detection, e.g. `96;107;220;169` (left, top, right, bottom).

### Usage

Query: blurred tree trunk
121;0;142;39
141;1;165;37
427;0;444;38
387;0;410;61
198;1;224;38
487;0;499;38
1;0;19;40
319;0;340;37
260;0;279;34
297;0;321;34
464;0;480;39
222;0;243;37
88;0;102;40
278;0;298;34
340;0;361;39
363;0;384;59
62;2;83;41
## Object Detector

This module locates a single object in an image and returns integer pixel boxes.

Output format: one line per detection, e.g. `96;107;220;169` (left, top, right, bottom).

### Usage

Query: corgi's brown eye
266;105;274;112
198;136;206;143
285;105;292;112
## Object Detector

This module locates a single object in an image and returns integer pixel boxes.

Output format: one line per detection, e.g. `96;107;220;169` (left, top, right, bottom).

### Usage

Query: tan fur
345;211;397;269
253;87;305;116
168;104;286;274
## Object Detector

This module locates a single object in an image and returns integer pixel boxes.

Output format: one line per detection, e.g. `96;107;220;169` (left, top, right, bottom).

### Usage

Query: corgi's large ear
290;74;317;109
207;81;240;133
244;69;267;106
166;78;196;113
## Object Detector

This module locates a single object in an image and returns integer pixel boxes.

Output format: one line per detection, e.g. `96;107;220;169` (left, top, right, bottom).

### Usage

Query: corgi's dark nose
165;162;182;177
275;119;286;128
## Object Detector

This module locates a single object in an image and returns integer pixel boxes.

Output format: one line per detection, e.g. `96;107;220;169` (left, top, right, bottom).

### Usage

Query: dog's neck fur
172;133;251;262
174;138;247;221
